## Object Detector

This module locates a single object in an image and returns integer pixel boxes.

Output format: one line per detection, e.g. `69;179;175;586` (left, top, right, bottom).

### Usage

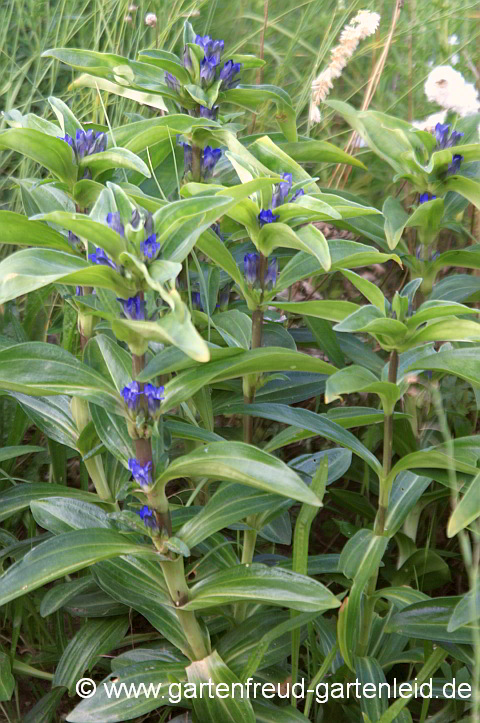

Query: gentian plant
0;18;479;723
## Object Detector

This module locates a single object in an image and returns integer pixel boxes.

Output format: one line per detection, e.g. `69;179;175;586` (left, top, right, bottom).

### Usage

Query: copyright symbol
76;678;96;699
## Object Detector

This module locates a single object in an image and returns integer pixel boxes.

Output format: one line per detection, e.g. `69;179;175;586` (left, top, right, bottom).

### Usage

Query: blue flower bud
200;56;217;86
271;173;293;209
219;59;242;89
202;146;222;177
435;122;464;150
447;154;463;176
199;105;219;120
137;505;158;529
182;143;193;174
106;211;125;237
140;233;160;260
419;192;436;204
88;247;117;270
122;381;143;411
144;383;165;414
165;71;180;92
258;209;279;227
291;188;305;202
244;253;259;285
191;292;203;311
75;286;83;297
265;257;278;287
117;295;145;320
128;458;153;487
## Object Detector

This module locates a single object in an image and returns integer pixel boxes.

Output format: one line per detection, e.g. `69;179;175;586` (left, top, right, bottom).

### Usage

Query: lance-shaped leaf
0;211;74;252
34;211;126;259
406;346;480;387
136;48;191;83
154;441;322;506
258;222;331;271
0;248;135;303
448;578;480;631
341;269;386;311
0;484;113;523
0;529;159;607
78;147;150;179
447;470;480;538
187;650;255;723
384;449;479;490
220;403;383;476
405;300;478;330
383;196;409;250
279;138;366;168
221;85;297;141
0;342;123;413
405;197;445;244
112;114;220;152
66;660;186;722
406;318;480;347
325;365;402;415
0;128;77;186
70;72;169;110
441;175;480;210
271;299;360;321
182;563;340;612
153;348;336;411
386;597;477;644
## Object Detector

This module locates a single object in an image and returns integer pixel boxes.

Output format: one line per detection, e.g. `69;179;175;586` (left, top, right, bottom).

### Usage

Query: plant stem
160;556;208;660
70;397;115;504
357;349;398;657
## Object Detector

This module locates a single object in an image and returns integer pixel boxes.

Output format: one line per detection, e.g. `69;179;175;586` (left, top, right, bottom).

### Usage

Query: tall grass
1;0;478;209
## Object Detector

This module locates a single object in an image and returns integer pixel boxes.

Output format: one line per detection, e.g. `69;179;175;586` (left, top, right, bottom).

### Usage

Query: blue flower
218;286;230;310
195;35;224;66
140;233;160;260
182;142;193;174
219;59;242;89
258;209;279;227
244;253;259;285
75;286;83;297
88;247;117;270
199;105;219;120
202;146;222;177
137;505;158;529
128;458;153;487
271;173;293;209
265;258;278;287
419;192;437;204
144;383;165;414
106;211;125;237
60;129;106;160
435;122;464;150
118;295;145;320
122;381;143;411
200;56;218;85
447;154;463;176
211;222;224;241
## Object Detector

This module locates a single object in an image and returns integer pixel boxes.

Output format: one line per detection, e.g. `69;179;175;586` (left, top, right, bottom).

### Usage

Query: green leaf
279;139;367;169
271;299;360;322
48;96;82;138
136;48;192;84
259;223;331;270
79;147;150;179
179;483;280;548
383;196;409;250
341;269;386;311
23;688;66;723
405;197;445;244
447;471;480;537
355;657;388;721
384;472;432;537
154;348;336;411
340;529;388;586
0;529;158;606
0;211;73;252
222;85;297;141
0;128;77;186
0;484;113;523
0;652;15;702
407;346;480;387
40;577;95;617
0;248;134;303
442;175;480;210
66;661;186;722
187;650;255;723
35;211;126;259
448;579;480;631
223;403;383;476
183;563;340;612
386;597;477;644
325;365;401;414
0;342;122;413
385;449;478;490
53;617;130;694
155;442;322;507
70;73;168;111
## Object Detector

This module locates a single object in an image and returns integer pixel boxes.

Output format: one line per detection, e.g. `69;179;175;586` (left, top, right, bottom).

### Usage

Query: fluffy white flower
424;65;480;116
145;12;157;27
412;110;447;132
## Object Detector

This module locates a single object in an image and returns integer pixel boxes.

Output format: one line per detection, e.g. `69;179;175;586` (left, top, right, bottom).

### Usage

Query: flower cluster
88;247;117;269
425;65;480;117
244;253;278;288
60;129;107;160
182;143;222;179
434;122;464;150
447;154;463;176
257;173;304;227
88;211;160;268
121;381;165;415
165;30;241;116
